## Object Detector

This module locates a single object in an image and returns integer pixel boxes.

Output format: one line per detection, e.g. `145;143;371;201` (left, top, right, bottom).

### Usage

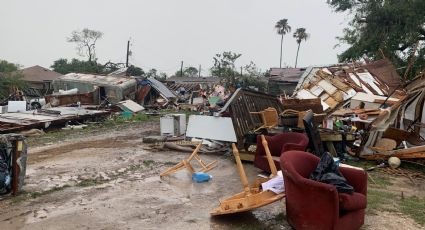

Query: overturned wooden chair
160;142;217;177
250;107;279;132
211;135;285;215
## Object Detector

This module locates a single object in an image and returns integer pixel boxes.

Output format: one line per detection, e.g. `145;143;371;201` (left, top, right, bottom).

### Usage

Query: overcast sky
0;0;350;76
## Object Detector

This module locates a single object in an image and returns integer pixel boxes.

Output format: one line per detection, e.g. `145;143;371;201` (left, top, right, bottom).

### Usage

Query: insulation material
310;85;324;97
343;89;357;100
322;68;332;75
295;89;317;99
348;73;361;86
321;101;330;111
317;80;337;95
361;84;375;95
357;72;384;95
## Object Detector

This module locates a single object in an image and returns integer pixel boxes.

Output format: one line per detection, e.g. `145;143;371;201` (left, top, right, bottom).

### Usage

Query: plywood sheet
317;80;337;95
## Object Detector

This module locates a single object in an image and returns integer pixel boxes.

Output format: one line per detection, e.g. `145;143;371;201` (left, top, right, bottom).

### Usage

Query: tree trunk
295;42;301;68
280;34;284;68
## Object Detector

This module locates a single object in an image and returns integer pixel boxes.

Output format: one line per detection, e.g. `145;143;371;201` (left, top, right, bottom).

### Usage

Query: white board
7;101;27;112
186;115;237;142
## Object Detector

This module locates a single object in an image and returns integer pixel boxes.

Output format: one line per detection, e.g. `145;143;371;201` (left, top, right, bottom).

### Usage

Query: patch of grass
143;160;155;167
367;189;398;213
164;161;178;166
128;164;144;172
77;178;103;187
399;196;425;226
273;212;285;221
368;174;393;188
12;185;71;203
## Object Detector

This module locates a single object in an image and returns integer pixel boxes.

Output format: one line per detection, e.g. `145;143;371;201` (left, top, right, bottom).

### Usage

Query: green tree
145;69;167;81
240;61;267;92
293;28;309;68
0;60;19;72
51;58;104;74
127;65;145;76
210;51;241;85
67;28;103;63
175;66;199;77
327;0;425;78
0;60;27;99
275;19;291;68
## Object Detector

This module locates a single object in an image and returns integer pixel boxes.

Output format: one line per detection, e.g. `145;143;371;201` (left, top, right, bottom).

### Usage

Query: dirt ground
0;121;424;230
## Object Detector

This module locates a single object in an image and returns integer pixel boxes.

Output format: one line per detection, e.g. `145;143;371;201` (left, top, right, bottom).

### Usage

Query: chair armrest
339;167;368;195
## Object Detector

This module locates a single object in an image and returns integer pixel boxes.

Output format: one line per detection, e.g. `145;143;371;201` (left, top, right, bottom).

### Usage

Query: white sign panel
186;115;237;142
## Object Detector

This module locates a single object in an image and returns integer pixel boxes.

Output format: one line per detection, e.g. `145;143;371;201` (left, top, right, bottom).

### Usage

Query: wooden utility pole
180;61;184;77
126;40;130;67
198;65;201;77
240;66;243;76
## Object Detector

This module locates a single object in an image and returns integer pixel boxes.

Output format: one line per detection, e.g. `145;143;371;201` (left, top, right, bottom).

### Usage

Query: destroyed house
165;76;221;92
293;59;402;113
51;73;137;104
267;68;306;96
137;78;177;107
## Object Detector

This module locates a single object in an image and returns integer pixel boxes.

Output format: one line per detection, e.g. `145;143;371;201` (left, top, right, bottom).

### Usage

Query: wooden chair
159;142;217;177
250;107;279;132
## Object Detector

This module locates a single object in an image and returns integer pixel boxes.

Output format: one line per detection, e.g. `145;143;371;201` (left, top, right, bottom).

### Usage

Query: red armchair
254;132;308;173
280;151;367;230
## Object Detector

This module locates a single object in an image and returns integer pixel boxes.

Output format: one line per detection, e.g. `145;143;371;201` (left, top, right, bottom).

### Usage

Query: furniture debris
281;150;367;230
116;100;145;113
210;143;285;216
0;134;27;196
160;142;217;177
218;88;283;148
160;115;236;177
249;107;279;132
160;114;186;137
254;133;308;173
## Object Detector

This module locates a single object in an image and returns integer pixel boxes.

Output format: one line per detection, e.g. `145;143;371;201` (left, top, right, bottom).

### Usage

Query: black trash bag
310;152;354;194
0;146;11;194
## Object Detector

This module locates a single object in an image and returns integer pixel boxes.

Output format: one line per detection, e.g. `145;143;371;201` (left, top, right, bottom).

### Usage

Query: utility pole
240;66;243;77
180;61;184;77
126;40;130;67
198;65;201;77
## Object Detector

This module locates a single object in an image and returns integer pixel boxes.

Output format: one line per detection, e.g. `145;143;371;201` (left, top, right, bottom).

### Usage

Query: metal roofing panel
148;78;176;98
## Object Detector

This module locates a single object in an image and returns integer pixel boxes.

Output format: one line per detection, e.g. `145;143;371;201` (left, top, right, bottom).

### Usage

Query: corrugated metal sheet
148;78;176;99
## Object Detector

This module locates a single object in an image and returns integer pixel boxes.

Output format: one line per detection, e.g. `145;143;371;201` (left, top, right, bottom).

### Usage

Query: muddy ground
0;120;424;230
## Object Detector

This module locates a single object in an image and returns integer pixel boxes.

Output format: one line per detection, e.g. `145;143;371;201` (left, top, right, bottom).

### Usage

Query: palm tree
275;19;291;68
293;28;309;68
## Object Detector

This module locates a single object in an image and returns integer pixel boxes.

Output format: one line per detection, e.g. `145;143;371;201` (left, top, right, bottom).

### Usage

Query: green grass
399;196;425;225
367;189;398;213
12;185;71;203
77;178;103;187
143;160;155;167
273;212;285;221
368;174;393;188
